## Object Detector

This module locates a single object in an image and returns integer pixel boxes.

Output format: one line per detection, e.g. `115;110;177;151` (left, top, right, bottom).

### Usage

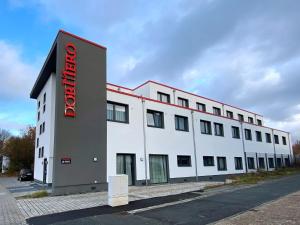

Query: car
18;169;33;181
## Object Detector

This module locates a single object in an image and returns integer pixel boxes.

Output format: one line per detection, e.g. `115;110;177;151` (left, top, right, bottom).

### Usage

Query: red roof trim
107;83;133;91
133;80;263;117
107;88;289;134
59;30;107;50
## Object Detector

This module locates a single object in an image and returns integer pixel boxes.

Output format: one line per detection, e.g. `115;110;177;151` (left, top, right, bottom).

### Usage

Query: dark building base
51;182;108;196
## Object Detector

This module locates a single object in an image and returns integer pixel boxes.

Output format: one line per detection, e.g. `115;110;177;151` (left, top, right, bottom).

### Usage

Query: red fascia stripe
59;30;107;50
107;88;289;134
133;80;263;117
107;82;133;91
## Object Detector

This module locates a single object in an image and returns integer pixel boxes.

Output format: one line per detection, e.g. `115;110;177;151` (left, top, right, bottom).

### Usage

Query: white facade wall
34;73;56;183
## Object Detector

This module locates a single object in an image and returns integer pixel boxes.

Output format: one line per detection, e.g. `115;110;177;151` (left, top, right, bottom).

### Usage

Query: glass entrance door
116;154;135;185
149;155;168;184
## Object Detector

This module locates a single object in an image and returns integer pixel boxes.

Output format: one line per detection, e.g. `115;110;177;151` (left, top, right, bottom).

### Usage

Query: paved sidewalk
17;181;222;219
0;184;27;225
214;190;300;225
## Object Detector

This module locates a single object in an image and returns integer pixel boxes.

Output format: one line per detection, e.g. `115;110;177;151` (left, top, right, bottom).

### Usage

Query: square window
213;107;221;116
178;97;189;108
147;110;164;128
157;92;170;103
200;120;212;135
196;103;206;112
175;115;189;131
226;111;233;119
107;101;129;123
248;117;254;124
203;156;214;166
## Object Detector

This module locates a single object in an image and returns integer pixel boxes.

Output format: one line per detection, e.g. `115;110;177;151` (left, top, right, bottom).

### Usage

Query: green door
149;155;168;184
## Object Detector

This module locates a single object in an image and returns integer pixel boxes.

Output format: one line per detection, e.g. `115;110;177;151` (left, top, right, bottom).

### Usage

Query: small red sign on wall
61;157;71;164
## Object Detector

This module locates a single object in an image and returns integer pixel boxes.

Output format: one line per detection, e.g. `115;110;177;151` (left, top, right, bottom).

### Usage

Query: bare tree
0;128;11;152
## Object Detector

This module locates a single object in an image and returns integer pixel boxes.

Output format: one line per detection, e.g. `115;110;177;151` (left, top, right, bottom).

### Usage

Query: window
37;112;40;121
157;92;170;103
203;156;214;166
36;138;39;148
217;157;227;171
214;123;224;136
177;155;191;167
226;111;233;119
147;110;164;128
258;158;265;169
213;107;221;116
277;158;282;168
257;119;262;126
256;131;262;142
200;120;212;135
196;103;206;112
39;124;42;135
238;114;244;122
38;101;40;109
175;115;189;131
38;147;44;158
107;101;129;123
247;157;255;169
178;97;189;108
42;122;45;133
235;157;243;170
43;93;46;103
268;158;275;168
282;136;287;145
248;117;254;124
232;126;240;139
245;129;252;140
266;133;272;143
43;104;46;113
274;135;279;144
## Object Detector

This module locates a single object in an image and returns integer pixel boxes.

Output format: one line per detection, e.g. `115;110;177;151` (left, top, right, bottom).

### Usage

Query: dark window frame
147;109;164;128
214;122;224;137
266;133;272;143
196;102;206;112
213;107;221;116
177;155;192;167
257;119;262;126
268;158;275;168
175;115;189;132
256;131;262;142
203;156;214;166
232;126;240;139
226;110;233;119
274;135;279;144
258;157;265;169
247;157;255;169
200;120;212;135
107;101;129;124
217;157;227;171
235;157;243;170
178;97;189;108
282;136;287;145
157;92;170;103
238;114;244;122
245;129;252;141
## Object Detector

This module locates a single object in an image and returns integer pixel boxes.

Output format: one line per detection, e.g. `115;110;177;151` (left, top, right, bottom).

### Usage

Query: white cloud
0;41;38;100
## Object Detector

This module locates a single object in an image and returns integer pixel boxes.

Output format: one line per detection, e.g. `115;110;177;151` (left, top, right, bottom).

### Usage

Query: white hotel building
34;78;293;186
31;31;293;194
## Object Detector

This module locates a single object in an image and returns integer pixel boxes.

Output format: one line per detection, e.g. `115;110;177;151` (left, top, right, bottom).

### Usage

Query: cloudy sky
0;0;299;141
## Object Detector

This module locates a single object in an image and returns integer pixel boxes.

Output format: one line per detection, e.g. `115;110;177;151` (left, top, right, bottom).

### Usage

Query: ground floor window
247;157;255;169
276;158;282;168
285;158;290;167
268;158;275;168
258;157;265;169
149;155;168;184
116;154;135;185
217;157;227;171
177;155;191;167
234;157;243;170
203;156;214;166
